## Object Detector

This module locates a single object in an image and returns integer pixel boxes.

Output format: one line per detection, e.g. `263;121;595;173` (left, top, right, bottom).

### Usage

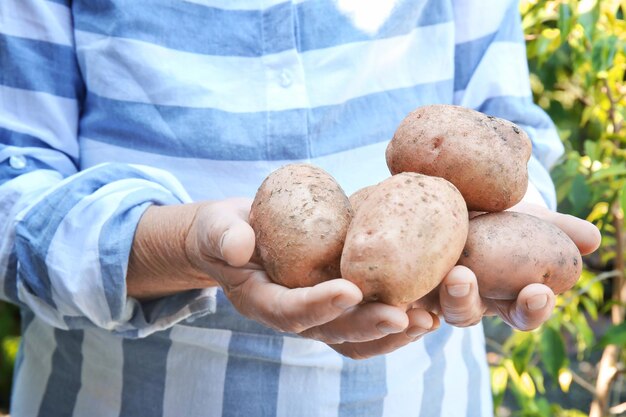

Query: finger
406;308;440;338
225;272;364;333
509;202;601;255
192;199;256;267
491;283;556;331
330;309;439;360
299;302;409;344
545;213;601;256
439;266;485;327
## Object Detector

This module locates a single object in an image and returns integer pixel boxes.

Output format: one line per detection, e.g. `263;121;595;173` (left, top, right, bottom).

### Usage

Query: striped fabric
0;0;562;416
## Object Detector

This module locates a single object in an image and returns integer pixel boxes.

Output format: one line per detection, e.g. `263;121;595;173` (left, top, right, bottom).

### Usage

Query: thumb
188;198;256;268
220;221;256;267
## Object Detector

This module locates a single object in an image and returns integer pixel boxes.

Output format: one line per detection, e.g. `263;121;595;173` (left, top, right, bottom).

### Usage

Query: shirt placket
261;2;311;161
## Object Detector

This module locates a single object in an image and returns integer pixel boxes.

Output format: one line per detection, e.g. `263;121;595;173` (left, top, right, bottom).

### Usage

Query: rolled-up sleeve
453;0;564;210
0;0;217;338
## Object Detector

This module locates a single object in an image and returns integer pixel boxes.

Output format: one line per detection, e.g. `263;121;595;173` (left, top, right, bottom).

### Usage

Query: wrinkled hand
185;198;439;360
413;201;601;331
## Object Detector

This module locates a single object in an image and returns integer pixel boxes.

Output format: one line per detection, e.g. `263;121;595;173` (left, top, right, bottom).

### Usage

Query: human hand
412;201;601;331
183;198;439;359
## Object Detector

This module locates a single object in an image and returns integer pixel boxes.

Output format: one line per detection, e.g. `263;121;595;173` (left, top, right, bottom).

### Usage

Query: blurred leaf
600;299;623;314
528;365;546;394
584;140;599;160
579;2;600;41
512;333;536;374
491;366;508;396
589;163;626;182
519;372;537;398
558;408;592;417
587;201;609;222
539;326;566;379
580;296;598;320
535;398;552;417
580;105;595;126
558;3;573;40
590;36;618;74
1;336;19;366
599;322;626;347
556;177;575;203
572;306;595;350
568;174;591;212
558;368;573;392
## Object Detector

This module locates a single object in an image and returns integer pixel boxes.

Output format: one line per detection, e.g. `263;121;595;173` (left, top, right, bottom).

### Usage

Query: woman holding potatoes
0;0;600;416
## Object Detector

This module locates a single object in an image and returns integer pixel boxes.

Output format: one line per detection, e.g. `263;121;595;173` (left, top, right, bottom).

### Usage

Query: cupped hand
414;201;601;331
185;198;439;359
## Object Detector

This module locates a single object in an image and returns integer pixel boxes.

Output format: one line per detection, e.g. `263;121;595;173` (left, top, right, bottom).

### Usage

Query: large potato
386;104;532;212
458;212;582;300
249;164;353;288
341;173;468;306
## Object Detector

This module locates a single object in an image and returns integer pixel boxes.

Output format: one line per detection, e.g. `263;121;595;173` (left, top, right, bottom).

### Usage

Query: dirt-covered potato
348;184;377;213
341;173;468;306
249;164;353;288
386;104;532;212
458;212;582;300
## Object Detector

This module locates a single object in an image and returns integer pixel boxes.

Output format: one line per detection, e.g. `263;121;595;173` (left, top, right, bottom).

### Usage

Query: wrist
127;202;217;299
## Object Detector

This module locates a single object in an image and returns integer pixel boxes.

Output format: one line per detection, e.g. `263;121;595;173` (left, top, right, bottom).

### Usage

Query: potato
348;184;377;213
249;164;353;288
458;212;582;300
341;173;468;306
386;104;532;212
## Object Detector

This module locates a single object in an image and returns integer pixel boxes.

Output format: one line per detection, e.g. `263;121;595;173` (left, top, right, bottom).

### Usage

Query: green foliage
488;1;626;415
0;303;19;412
599;321;626;347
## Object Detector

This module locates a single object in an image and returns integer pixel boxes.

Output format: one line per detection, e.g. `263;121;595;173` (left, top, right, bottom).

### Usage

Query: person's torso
73;0;456;199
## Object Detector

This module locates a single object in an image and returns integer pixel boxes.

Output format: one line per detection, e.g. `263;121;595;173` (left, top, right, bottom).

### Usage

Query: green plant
487;1;626;416
0;303;19;412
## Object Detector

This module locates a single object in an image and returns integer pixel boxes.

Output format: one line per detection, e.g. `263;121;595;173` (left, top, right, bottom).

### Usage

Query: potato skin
458;212;582;300
348;184;377;213
386;104;532;212
249;164;353;288
341;173;468;306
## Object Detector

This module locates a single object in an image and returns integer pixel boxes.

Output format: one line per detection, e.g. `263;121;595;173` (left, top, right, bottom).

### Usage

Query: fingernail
332;295;357;310
376;321;404;335
446;283;470;298
527;294;548;311
406;326;428;338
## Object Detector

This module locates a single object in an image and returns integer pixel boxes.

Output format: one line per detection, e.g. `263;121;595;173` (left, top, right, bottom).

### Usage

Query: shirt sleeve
452;0;564;210
0;0;217;338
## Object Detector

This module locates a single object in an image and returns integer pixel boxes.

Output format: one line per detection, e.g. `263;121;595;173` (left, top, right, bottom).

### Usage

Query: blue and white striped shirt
0;0;563;416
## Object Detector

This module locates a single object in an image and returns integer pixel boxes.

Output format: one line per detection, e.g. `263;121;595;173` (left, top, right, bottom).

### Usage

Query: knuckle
443;304;483;327
270;308;302;333
269;292;311;334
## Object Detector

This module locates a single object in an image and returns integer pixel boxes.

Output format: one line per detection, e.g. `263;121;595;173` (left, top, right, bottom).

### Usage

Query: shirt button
279;70;293;88
9;155;27;170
